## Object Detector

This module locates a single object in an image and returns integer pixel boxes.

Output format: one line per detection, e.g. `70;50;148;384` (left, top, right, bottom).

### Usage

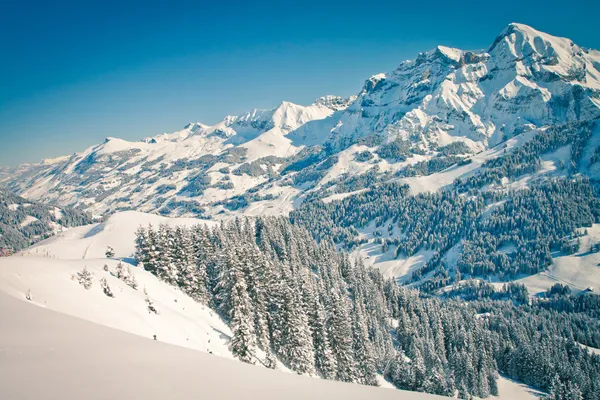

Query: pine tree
549;374;565;400
77;266;93;289
388;353;414;390
105;245;115;258
304;272;337;380
242;245;271;351
226;251;256;364
328;288;357;382
156;224;178;284
264;350;277;369
144;287;159;314
134;226;148;267
565;383;583;400
278;272;316;375
352;298;378;386
115;262;138;289
100;277;114;297
173;226;208;301
136;224;160;274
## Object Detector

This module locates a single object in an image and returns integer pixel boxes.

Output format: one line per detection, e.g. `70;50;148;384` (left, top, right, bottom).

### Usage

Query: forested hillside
0;189;92;251
134;218;600;399
290;116;600;289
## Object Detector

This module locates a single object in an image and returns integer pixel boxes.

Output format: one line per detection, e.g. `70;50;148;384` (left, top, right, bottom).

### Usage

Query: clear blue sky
1;0;598;165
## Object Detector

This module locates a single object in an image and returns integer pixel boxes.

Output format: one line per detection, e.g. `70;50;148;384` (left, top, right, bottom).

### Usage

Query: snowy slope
509;224;600;296
0;290;444;400
18;210;214;260
0;211;232;358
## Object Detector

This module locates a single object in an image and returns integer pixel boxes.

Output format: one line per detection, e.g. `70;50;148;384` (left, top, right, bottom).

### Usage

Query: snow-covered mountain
0;96;354;216
298;23;600;149
2;23;599;221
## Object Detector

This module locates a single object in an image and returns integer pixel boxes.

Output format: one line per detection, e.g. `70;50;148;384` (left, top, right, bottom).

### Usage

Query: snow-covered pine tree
187;225;211;303
219;247;257;364
100;277;114;297
351;296;378;386
144;287;159;314
172;226;199;297
327;288;357;382
205;225;227;306
409;340;427;392
549;374;566;400
229;272;256;364
387;353;415;390
564;381;583;400
115;262;138;289
77;266;93;289
105;245;115;258
126;265;138;290
276;271;316;376
156;224;178;284
134;225;150;269
301;269;337;380
241;245;271;352
115;261;126;280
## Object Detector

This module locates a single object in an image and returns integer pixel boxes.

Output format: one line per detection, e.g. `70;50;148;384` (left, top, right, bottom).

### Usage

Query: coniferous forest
134;218;600;399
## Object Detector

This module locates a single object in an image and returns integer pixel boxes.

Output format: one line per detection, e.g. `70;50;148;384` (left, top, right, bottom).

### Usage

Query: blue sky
1;0;599;165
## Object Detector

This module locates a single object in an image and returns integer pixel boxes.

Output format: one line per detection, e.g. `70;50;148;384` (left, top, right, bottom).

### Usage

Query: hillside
0;189;92;252
0;211;548;399
0;289;444;400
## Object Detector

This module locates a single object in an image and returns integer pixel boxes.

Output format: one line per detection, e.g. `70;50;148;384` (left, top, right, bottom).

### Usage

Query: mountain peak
503;22;538;35
489;22;575;55
432;45;464;63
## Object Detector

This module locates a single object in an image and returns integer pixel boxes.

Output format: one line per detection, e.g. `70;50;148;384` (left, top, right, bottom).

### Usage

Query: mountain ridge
1;23;599;220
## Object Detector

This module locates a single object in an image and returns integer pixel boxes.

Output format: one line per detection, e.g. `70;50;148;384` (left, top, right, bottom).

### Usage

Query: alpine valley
2;23;600;400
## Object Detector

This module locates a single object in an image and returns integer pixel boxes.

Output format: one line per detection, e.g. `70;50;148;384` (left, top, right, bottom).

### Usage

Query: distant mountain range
1;23;598;221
